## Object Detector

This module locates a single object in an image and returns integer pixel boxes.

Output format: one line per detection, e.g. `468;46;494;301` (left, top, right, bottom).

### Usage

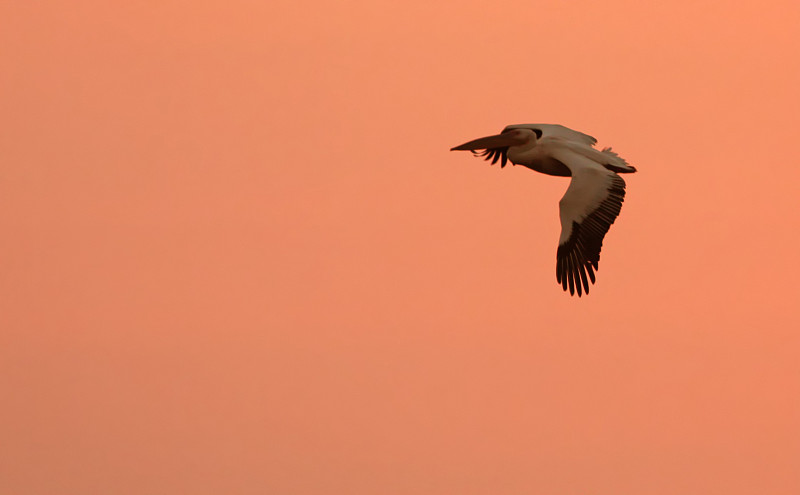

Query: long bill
450;132;527;151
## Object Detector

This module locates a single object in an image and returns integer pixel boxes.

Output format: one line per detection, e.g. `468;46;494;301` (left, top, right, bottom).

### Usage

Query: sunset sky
2;1;799;493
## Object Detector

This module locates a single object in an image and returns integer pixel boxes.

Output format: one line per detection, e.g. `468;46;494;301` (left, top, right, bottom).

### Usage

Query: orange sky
2;1;800;493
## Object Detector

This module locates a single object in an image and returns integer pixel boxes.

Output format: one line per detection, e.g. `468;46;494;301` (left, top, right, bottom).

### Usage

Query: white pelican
451;124;636;296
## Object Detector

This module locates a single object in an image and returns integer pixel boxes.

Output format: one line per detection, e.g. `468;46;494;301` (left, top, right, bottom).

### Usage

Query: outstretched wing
548;147;627;296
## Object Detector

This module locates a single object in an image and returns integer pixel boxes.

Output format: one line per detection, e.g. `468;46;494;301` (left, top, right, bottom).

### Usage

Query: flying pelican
451;124;636;296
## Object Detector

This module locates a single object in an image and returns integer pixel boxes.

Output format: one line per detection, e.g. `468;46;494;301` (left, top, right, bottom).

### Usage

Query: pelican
451;124;637;296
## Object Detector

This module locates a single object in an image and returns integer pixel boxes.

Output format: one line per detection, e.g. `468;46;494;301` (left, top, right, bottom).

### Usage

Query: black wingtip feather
578;258;589;295
471;147;509;168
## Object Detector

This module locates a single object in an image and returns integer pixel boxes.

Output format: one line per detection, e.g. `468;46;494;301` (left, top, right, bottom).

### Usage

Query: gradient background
2;1;799;493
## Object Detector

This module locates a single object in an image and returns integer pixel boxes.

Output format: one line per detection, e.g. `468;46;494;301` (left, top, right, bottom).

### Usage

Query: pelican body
451;124;636;297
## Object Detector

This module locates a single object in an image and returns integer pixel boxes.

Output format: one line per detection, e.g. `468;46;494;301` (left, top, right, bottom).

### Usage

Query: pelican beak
450;132;526;151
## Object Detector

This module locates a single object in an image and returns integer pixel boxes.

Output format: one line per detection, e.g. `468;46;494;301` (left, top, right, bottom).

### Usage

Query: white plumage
451;124;636;296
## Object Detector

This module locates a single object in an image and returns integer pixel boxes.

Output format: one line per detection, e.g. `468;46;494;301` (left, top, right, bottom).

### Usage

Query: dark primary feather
471;148;509;168
555;174;626;297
